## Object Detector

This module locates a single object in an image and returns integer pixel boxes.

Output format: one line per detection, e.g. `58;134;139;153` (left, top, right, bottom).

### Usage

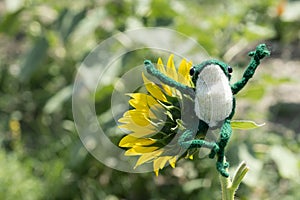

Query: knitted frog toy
144;44;270;177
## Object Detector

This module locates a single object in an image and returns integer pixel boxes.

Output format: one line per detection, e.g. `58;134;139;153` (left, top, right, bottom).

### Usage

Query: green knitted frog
144;44;270;177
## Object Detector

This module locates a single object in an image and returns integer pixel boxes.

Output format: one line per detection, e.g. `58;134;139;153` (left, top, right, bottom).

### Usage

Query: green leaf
0;8;23;34
19;36;49;81
56;8;87;42
231;120;265;130
43;85;73;114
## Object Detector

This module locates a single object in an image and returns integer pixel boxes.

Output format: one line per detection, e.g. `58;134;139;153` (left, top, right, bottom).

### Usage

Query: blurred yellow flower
118;55;193;175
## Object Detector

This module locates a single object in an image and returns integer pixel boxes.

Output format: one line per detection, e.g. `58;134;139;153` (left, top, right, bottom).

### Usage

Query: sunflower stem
219;159;249;200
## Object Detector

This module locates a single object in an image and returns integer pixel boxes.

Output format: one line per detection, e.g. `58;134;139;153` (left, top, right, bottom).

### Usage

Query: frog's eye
227;66;233;73
189;67;195;76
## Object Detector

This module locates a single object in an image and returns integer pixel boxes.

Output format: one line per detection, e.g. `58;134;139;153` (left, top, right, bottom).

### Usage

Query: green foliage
0;0;299;199
20;36;49;81
0;150;43;200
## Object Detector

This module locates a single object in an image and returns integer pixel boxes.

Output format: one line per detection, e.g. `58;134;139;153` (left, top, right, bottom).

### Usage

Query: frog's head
189;60;233;86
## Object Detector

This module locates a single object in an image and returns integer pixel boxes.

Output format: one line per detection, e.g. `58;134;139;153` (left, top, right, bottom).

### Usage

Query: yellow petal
127;93;159;110
160;156;172;169
188;61;193;68
166;54;178;82
118;119;156;137
142;73;168;102
156;58;173;96
134;154;155;169
178;58;192;86
162;85;173;96
118;116;149;127
142;95;165;120
134;150;163;169
128;97;148;110
119;109;150;126
127;93;147;102
146;95;161;107
153;156;171;176
169;156;177;168
124;146;159;156
126;93;164;120
156;58;166;75
119;135;156;147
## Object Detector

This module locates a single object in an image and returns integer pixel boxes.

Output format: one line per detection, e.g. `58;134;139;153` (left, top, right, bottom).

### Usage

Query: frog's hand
144;60;195;98
231;44;270;95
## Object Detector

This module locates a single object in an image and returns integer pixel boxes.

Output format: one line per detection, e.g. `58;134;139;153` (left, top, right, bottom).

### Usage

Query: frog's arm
231;44;270;95
144;60;195;98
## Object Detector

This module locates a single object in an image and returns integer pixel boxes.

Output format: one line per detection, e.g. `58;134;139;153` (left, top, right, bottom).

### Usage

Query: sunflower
118;55;195;175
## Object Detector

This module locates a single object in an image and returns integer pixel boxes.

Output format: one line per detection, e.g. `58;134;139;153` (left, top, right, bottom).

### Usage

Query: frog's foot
217;161;229;177
223;161;229;169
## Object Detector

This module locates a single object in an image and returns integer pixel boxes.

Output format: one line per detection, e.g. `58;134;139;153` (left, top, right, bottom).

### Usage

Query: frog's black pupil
189;67;195;76
228;66;233;73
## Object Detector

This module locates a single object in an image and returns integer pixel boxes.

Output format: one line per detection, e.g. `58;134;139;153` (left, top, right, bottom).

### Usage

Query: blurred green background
0;0;300;199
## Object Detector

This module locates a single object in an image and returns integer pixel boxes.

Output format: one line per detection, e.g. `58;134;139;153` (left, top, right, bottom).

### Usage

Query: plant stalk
219;160;249;200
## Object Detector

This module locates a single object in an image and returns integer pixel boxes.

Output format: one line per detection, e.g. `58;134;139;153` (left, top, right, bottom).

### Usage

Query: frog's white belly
194;64;233;127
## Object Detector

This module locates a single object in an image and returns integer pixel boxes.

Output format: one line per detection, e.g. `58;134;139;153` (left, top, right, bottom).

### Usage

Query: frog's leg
208;98;236;177
231;43;270;95
179;130;219;150
213;118;232;177
144;60;195;98
179;118;232;177
178;120;220;156
178;121;231;177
